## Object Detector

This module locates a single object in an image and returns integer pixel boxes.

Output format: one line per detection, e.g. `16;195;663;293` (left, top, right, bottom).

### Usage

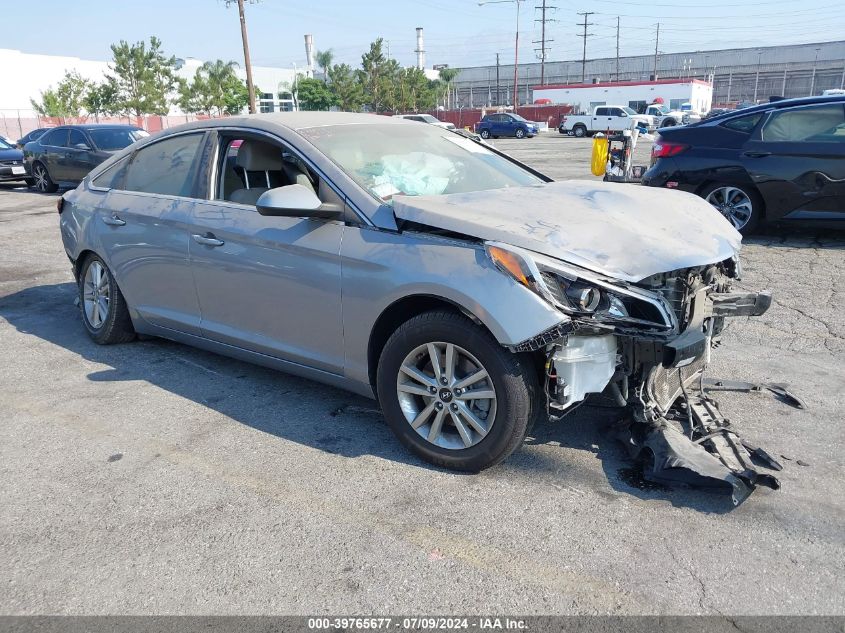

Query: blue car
0;136;32;185
476;113;538;139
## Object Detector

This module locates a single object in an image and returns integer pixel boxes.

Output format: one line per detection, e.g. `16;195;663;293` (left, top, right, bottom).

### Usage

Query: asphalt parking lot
1;133;843;615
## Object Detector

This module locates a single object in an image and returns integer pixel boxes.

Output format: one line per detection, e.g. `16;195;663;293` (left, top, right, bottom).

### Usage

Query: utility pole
226;0;257;114
533;0;556;85
753;50;762;102
810;47;820;96
513;0;522;111
577;12;595;83
496;53;501;106
652;22;660;81
615;17;620;82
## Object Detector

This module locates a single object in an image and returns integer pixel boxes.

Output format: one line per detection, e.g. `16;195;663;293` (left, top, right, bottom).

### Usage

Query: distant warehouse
532;79;713;115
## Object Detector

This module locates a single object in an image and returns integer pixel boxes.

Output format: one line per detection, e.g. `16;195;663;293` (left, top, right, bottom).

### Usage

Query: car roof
700;94;845;125
48;124;141;131
230;111;407;130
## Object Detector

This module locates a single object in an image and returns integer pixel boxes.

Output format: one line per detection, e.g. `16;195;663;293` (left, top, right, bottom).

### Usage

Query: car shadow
2;281;735;512
745;225;845;249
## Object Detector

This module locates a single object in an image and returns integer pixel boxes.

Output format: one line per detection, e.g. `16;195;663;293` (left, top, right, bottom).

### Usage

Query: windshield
87;128;148;151
0;138;12;150
302;123;544;202
419;114;439;123
623;107;638;116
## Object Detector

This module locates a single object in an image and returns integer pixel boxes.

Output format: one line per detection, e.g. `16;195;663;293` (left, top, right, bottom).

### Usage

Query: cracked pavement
1;137;844;616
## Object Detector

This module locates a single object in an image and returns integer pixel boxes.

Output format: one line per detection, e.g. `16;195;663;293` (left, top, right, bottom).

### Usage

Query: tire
31;161;58;193
699;183;763;235
558;126;566;134
78;254;136;344
573;125;587;138
24;177;35;187
479;129;491;139
660;119;677;128
376;310;538;472
515;128;526;139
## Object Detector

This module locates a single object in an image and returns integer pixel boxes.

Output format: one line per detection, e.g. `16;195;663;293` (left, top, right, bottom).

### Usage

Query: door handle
743;151;772;158
101;215;125;226
192;233;225;247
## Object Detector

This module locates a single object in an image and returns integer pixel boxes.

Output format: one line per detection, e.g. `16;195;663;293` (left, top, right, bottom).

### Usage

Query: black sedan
16;127;51;148
0;136;32;185
23;124;148;193
642;95;845;234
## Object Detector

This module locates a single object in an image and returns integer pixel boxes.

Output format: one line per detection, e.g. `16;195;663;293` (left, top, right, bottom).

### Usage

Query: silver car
59;113;777;500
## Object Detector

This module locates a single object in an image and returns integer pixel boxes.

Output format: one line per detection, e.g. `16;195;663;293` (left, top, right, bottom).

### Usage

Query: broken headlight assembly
485;242;675;332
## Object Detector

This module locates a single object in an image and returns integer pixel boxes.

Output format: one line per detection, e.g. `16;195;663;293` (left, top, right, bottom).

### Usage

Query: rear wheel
573;124;587;138
701;183;762;234
31;162;58;193
78;255;136;344
377;310;537;472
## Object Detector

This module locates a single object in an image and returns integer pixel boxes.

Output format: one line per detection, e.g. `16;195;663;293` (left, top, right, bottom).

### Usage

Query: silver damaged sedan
59;113;778;501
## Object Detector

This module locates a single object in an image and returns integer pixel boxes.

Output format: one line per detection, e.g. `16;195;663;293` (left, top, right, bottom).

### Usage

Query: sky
3;0;845;71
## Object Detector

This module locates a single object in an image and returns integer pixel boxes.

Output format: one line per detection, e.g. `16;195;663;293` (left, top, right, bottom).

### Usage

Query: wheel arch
367;294;497;394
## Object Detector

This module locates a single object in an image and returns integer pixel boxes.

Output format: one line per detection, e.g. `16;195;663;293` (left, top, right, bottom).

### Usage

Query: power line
576;12;595;83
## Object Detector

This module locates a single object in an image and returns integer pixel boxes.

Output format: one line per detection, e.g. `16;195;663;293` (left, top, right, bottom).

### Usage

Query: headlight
486;242;674;331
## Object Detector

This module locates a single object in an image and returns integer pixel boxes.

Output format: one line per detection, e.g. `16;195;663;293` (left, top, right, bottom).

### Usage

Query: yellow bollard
591;134;609;177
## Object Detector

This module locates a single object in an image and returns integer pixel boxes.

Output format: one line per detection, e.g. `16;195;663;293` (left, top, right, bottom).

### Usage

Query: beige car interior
220;139;318;206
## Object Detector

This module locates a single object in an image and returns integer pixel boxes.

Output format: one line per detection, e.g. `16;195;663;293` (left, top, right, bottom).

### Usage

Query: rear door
741;102;845;221
40;128;68;179
95;131;208;334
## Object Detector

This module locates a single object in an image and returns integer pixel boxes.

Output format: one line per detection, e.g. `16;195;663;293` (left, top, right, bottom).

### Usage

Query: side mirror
620;112;628;117
256;184;343;219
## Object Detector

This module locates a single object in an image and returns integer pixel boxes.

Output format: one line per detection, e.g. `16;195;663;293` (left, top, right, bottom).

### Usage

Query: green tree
327;63;363;111
315;49;334;83
194;59;245;116
106;36;178;117
83;82;119;121
30;89;64;118
296;77;337;111
31;71;91;119
437;67;459;109
400;67;437;112
359;38;387;112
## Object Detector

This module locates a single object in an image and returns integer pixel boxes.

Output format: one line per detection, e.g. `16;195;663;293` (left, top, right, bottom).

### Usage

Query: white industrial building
532;79;714;114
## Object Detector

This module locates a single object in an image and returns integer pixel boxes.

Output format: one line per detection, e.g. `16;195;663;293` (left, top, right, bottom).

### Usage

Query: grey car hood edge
392;180;742;282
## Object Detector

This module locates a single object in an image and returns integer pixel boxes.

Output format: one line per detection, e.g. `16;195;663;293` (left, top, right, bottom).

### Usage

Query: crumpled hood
392;180;742;282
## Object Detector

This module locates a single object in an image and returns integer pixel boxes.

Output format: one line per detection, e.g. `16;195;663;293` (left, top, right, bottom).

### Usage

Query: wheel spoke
397;382;433;397
457;402;489;437
456;388;495;400
426;343;442;382
444;343;456;384
399;364;437;388
98;297;109;319
427;408;446;442
450;410;473;447
453;368;488;390
411;400;436;429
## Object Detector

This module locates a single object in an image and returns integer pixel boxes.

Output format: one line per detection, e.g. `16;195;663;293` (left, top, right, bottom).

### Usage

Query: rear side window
123;133;204;197
41;129;68;147
91;158;129;190
761;104;845;142
720;113;762;134
68;129;88;148
596;107;609;116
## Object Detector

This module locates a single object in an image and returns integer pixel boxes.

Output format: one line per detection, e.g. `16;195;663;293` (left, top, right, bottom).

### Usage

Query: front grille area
648;353;707;413
0;160;22;166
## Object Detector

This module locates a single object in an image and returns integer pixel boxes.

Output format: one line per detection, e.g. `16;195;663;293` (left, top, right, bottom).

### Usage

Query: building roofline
533;78;712;91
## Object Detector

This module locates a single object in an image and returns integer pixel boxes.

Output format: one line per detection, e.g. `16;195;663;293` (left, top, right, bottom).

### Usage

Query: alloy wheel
33;165;48;192
396;342;497;450
83;261;111;329
705;186;754;230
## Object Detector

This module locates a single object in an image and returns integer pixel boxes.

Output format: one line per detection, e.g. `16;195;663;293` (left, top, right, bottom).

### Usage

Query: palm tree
438;67;459;109
315;49;334;83
200;59;240;116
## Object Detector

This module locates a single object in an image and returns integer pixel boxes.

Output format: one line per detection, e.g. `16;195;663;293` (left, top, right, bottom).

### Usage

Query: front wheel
701;183;763;234
377;310;538;472
479;129;491;139
31;162;58;193
515;128;526;139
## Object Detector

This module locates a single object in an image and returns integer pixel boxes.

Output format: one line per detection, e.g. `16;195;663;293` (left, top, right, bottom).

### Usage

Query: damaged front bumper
537;283;790;504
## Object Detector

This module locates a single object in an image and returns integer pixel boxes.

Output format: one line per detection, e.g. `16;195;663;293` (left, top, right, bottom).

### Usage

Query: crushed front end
488;242;783;505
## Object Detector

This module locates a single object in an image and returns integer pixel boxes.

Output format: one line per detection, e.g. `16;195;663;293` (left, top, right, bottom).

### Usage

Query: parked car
476;113;538;139
559;106;654;137
644;103;700;128
16;127;51;148
24;124;148;193
642;95;845;233
392;113;456;130
57;112;776;499
0;136;33;185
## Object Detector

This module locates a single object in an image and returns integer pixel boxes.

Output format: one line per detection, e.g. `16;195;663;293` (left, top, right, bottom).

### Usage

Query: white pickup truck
644;104;701;128
559;105;654;137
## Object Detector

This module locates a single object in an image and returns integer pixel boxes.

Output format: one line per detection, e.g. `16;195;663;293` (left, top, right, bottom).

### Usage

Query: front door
188;135;345;373
65;129;98;182
741;102;845;221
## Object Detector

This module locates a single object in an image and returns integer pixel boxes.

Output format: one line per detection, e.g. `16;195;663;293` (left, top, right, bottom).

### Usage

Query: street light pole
480;0;524;112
